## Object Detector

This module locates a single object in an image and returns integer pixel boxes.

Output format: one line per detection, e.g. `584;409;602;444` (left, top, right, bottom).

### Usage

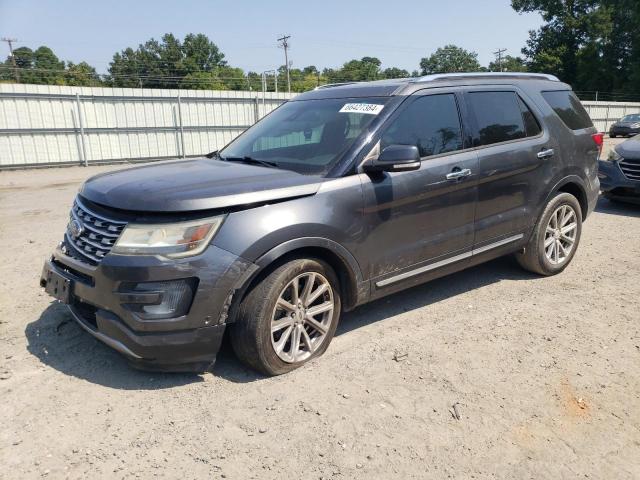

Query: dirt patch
559;378;590;418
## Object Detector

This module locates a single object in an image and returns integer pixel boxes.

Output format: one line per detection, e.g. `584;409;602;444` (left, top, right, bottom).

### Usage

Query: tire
516;192;583;276
610;134;616;138
230;258;341;376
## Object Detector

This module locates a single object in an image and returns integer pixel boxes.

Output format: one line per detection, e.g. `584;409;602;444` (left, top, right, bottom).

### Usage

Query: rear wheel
516;192;582;276
230;258;341;375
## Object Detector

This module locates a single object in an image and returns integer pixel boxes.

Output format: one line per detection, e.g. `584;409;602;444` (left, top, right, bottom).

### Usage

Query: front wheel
516;192;582;276
230;258;341;375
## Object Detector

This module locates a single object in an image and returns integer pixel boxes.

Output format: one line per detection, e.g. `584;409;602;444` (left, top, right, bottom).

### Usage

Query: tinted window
541;90;593;130
621;114;640;122
468;91;526;146
381;94;463;157
517;96;542;137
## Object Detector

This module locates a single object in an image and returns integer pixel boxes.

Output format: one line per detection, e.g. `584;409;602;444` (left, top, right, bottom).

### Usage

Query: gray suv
40;73;601;375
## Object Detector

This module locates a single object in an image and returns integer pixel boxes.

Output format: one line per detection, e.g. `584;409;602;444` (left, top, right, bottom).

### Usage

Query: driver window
381;94;463;158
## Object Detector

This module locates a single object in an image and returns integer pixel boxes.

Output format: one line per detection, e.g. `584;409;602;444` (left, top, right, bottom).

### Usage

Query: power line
493;48;507;72
277;34;291;93
1;37;19;82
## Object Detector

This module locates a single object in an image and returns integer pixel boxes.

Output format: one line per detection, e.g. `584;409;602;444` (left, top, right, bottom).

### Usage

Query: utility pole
493;48;507;72
277;34;291;93
2;37;20;82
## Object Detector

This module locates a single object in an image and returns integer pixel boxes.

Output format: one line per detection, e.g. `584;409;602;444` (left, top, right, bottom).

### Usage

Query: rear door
358;90;478;287
463;88;555;246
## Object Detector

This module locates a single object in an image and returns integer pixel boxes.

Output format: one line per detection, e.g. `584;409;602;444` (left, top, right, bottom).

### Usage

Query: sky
0;0;542;75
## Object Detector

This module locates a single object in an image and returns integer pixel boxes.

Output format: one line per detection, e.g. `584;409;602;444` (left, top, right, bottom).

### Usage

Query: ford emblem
68;219;84;239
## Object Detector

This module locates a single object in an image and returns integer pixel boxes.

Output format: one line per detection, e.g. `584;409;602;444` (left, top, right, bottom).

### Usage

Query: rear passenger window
468;91;526;146
541;90;593;130
381;94;463;158
518;96;542;137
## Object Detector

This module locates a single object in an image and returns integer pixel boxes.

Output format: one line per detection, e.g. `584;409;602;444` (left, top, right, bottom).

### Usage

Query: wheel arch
227;238;367;323
546;175;589;220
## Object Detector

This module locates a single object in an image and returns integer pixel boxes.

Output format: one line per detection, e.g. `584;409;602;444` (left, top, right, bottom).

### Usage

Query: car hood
613;121;640;127
80;158;323;212
616;138;640;160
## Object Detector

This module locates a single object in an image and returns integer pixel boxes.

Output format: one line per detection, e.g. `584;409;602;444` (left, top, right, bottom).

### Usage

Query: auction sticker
339;103;384;115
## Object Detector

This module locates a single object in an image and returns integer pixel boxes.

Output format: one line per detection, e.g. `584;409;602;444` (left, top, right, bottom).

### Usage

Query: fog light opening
120;278;198;320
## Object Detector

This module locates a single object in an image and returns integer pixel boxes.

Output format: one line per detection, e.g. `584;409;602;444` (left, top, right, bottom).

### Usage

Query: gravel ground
1;159;639;480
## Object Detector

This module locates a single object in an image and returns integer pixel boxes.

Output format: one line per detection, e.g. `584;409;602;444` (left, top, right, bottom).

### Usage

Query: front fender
213;176;368;312
255;236;365;285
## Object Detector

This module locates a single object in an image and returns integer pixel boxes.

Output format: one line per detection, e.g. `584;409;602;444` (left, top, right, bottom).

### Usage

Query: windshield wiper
219;155;279;169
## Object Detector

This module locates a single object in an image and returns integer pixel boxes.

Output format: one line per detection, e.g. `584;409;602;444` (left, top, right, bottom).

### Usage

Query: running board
375;234;524;288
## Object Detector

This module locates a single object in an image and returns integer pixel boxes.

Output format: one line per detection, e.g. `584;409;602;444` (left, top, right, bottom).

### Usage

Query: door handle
446;168;472;181
537;148;555;159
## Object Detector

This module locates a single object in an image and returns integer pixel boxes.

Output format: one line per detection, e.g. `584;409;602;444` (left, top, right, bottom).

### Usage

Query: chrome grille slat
73;216;122;238
65;233;103;263
620;163;640;171
619;159;640;182
62;198;127;265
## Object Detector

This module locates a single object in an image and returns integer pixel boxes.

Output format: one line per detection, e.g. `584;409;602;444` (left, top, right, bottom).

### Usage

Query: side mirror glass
364;144;421;173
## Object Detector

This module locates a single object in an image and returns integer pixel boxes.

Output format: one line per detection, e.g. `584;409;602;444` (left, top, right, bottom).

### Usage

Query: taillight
591;133;604;157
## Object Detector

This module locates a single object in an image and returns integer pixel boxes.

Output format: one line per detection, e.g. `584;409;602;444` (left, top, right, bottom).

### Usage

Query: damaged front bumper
40;243;257;372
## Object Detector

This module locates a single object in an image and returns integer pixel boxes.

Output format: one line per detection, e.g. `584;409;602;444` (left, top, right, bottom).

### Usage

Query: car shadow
336;255;535;337
595;196;640;218
28;256;536;387
25;302;204;390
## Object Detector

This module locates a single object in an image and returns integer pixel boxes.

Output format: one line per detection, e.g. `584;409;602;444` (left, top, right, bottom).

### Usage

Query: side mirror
364;144;421;173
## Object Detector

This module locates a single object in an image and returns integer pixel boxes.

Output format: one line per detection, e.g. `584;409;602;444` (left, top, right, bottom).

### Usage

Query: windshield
621;114;640;122
220;97;390;175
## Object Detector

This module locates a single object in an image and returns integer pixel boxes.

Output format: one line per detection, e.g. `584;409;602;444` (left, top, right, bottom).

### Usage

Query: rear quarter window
541;90;593;130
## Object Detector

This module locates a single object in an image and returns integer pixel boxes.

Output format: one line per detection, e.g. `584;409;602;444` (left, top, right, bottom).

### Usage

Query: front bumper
40;244;256;372
598;160;640;202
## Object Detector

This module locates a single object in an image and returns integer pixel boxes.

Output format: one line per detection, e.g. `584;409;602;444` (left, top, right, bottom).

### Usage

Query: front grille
619;159;640;181
63;198;127;264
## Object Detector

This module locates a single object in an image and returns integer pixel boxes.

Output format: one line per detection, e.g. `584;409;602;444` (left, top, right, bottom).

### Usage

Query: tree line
0;37;529;92
1;0;638;96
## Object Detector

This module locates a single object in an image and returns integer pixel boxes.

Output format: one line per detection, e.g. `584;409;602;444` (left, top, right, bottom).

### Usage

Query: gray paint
80;158;322;212
615;137;640;160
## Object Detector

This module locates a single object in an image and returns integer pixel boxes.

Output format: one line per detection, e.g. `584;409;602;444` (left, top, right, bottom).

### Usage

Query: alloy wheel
270;272;335;363
544;204;578;265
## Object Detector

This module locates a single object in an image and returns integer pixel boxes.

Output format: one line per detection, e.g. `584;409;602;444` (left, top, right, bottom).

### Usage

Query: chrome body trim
375;234;524;287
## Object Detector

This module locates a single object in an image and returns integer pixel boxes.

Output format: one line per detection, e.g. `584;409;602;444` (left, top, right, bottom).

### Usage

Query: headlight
112;215;225;258
606;149;622;162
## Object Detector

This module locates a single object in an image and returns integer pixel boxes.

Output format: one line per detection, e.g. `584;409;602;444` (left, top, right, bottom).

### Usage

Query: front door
357;92;478;289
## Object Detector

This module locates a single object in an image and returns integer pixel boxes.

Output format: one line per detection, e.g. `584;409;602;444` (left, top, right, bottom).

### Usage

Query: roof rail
314;82;360;90
414;72;560;83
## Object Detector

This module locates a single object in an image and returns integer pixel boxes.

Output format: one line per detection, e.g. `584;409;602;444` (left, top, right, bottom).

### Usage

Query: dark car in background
40;73;600;375
609;114;640;138
599;136;640;204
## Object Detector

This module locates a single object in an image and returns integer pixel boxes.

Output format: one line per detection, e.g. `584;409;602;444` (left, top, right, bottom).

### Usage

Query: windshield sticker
339;103;384;115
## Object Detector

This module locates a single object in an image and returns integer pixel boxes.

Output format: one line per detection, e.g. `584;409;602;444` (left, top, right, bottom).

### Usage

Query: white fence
581;100;640;133
0;84;295;168
1;84;639;168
